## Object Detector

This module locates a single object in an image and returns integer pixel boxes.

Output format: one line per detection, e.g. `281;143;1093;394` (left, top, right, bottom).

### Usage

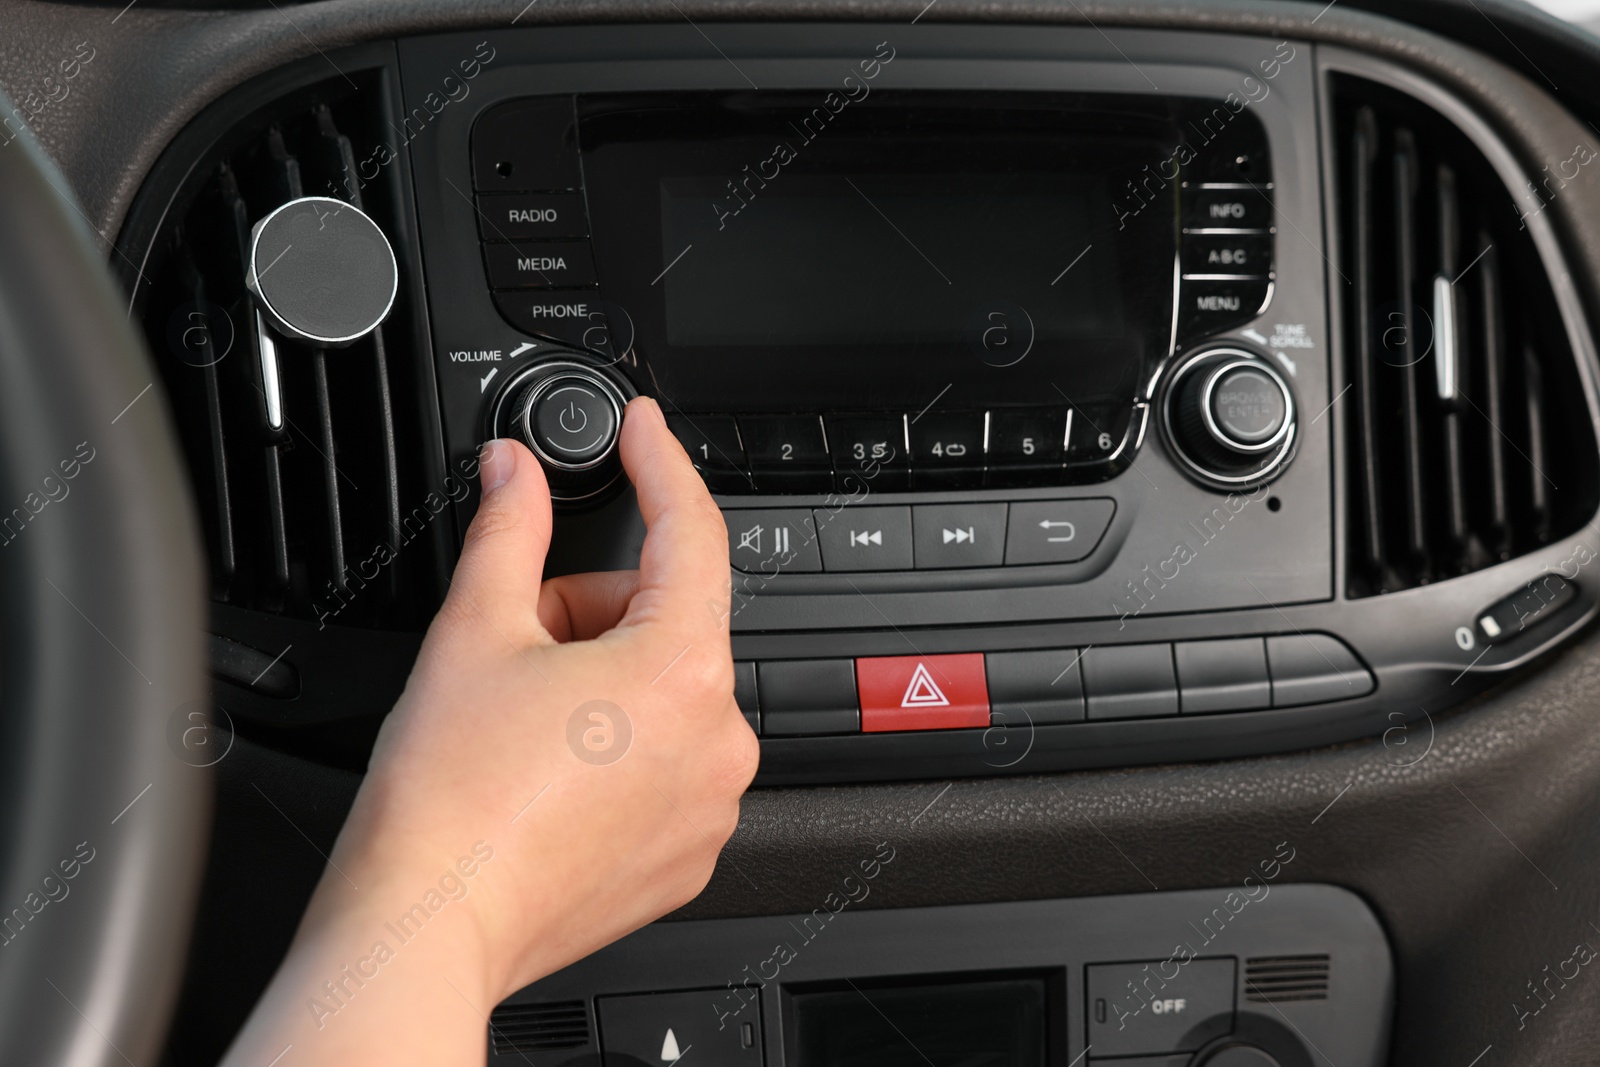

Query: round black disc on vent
245;195;397;345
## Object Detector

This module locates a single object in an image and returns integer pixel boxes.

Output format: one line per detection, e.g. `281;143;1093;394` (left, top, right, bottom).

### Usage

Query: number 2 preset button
1004;499;1116;565
739;415;829;466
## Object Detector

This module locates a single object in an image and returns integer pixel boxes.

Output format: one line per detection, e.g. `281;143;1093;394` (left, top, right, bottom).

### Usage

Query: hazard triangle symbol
900;662;950;708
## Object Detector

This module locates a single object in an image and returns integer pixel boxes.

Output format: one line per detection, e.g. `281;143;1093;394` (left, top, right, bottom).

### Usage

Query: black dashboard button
668;414;746;473
814;505;913;572
1179;277;1273;338
1176;638;1270;714
1181;232;1275;276
492;290;614;354
987;649;1086;724
526;377;618;466
471;97;582;192
827;415;908;491
740;415;829;466
1065;404;1133;465
723;508;822;574
1184;187;1274;231
475;192;589;240
1266;633;1374;707
733;661;760;734
988;409;1066;486
483;241;597;289
758;660;860;736
598;989;762;1067
1476;574;1578;642
740;415;831;492
912;503;1007;569
1003;499;1115;565
1207;364;1289;448
1086;957;1235;1056
1081;644;1178;719
909;411;986;489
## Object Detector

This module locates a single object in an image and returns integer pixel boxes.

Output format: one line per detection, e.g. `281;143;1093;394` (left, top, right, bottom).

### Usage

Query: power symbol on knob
558;400;589;436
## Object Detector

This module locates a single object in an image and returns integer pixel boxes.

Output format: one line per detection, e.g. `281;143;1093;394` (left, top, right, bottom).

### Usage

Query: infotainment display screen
579;91;1184;411
656;172;1121;348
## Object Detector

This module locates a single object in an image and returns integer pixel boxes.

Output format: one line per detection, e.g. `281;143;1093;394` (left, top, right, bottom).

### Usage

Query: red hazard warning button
856;653;990;733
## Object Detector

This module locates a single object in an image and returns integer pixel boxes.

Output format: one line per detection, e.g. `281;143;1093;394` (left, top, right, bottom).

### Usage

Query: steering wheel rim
0;94;209;1065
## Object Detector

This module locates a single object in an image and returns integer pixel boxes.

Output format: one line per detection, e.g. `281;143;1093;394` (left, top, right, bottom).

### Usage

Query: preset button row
671;408;1136;494
732;635;1374;737
723;500;1116;573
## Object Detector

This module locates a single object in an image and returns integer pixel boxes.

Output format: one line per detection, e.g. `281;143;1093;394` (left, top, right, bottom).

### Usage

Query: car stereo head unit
475;87;1276;497
379;23;1600;786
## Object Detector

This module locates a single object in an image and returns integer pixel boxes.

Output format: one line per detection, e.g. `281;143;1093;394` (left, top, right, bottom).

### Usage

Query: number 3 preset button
1004;499;1116;565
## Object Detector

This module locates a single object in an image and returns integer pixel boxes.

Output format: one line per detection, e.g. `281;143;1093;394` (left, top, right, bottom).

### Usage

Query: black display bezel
576;90;1192;413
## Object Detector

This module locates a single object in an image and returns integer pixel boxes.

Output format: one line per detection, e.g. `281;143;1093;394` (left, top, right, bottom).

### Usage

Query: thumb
443;438;554;637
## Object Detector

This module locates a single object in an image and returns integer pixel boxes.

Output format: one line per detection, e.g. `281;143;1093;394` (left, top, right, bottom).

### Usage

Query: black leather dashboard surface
6;2;1600;1065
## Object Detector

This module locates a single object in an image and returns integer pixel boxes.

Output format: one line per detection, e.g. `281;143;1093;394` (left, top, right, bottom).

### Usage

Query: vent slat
1479;240;1512;558
1350;107;1387;585
1525;348;1551;541
176;250;237;594
489;1001;591;1056
1245;954;1330;1004
221;167;292;597
310;350;349;593
1336;77;1598;598
1392;129;1429;575
1436;164;1471;565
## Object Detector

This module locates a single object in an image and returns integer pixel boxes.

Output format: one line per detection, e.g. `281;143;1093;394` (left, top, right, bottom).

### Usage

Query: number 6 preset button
1004;498;1116;565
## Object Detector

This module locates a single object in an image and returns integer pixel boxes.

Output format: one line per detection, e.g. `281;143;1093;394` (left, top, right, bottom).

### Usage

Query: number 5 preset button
1004;499;1116;565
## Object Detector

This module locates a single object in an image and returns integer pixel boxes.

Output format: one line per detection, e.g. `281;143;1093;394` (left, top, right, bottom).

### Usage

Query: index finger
613;397;733;642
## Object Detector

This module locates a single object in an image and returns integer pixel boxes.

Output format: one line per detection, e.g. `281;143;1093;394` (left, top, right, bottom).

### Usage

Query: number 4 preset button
1004;499;1116;565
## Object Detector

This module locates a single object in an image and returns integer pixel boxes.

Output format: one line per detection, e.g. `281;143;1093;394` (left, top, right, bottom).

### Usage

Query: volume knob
1162;347;1296;489
491;359;633;505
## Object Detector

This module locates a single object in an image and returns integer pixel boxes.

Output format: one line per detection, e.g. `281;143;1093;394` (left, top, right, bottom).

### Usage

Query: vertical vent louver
488;1000;592;1057
1335;77;1598;597
136;70;445;629
1245;954;1330;1003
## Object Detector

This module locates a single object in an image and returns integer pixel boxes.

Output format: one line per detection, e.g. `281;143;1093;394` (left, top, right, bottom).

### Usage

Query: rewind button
816;505;912;572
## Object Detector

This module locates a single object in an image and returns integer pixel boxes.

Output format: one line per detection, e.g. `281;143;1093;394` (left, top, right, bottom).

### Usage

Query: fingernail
479;439;514;494
631;396;665;425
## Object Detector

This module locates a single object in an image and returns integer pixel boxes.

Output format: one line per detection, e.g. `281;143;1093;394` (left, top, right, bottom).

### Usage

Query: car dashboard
10;2;1600;1065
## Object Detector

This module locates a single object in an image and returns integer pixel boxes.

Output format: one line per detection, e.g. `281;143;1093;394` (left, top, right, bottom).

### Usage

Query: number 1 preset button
1004;499;1116;565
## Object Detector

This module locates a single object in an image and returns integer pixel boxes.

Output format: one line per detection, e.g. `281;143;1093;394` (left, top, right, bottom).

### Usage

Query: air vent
1245;954;1330;1003
133;68;447;629
489;1000;591;1056
1333;76;1598;597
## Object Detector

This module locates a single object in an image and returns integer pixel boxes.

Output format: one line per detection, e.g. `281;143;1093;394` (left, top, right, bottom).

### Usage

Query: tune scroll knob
1161;346;1297;489
490;360;634;505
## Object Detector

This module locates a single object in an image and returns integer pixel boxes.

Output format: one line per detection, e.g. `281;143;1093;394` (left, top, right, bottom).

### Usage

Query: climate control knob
1161;346;1297;489
491;359;633;504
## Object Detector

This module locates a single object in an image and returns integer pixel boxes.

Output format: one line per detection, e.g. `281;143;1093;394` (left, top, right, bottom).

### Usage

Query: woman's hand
222;396;758;1067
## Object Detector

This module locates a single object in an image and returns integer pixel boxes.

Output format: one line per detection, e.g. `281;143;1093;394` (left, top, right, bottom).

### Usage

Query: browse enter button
1004;499;1116;565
